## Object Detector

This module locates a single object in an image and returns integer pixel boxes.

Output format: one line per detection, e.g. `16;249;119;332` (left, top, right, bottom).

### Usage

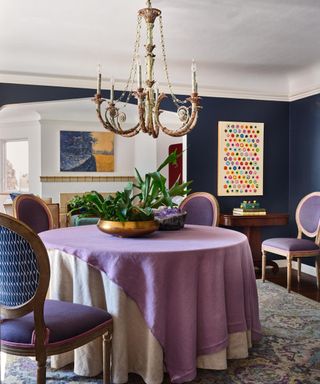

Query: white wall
41;181;129;204
41;120;135;177
134;133;157;177
40;119;136;202
0;117;42;195
0;98;183;204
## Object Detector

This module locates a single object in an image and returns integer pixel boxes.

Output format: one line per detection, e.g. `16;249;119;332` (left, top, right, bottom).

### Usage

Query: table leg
242;226;279;273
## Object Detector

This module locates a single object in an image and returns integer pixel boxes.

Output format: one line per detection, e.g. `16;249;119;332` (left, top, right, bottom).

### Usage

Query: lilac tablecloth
40;224;261;383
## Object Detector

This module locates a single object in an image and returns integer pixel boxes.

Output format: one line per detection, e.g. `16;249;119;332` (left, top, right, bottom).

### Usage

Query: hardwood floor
256;267;320;302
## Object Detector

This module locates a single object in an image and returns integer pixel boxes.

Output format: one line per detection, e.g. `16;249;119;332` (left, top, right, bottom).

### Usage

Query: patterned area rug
2;281;320;384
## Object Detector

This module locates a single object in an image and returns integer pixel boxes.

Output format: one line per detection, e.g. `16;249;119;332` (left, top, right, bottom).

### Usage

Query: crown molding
288;86;320;102
197;86;289;102
0;72;95;90
1;71;318;103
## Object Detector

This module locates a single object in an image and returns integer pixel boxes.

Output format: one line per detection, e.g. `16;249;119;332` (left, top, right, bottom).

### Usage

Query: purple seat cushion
1;300;112;346
262;238;320;252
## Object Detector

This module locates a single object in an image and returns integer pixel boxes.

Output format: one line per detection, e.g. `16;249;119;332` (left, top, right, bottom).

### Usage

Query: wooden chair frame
262;192;320;292
179;192;220;227
13;194;54;231
0;213;113;384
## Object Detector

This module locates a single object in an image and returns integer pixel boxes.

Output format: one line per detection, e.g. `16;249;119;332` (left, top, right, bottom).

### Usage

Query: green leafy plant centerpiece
134;150;191;210
68;183;153;222
67;150;192;236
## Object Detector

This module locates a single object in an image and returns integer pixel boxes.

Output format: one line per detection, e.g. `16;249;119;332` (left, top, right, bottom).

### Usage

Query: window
2;140;29;192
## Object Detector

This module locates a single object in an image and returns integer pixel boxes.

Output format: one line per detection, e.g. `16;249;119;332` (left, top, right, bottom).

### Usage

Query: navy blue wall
1;83;290;234
0;83;96;106
289;94;320;266
186;96;290;218
2;82;319;264
0;83;295;242
289;93;320;218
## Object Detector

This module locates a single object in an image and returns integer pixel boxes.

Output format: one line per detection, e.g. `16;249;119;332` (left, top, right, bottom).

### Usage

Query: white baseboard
275;260;316;277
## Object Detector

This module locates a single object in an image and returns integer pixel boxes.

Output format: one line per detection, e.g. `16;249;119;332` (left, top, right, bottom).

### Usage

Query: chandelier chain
116;15;142;105
159;15;186;107
93;2;200;138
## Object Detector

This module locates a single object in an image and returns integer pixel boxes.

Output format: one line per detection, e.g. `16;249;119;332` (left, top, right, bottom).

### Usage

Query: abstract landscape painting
60;131;114;172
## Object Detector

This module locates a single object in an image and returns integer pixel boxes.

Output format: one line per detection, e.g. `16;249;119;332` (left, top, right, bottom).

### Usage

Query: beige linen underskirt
48;250;252;384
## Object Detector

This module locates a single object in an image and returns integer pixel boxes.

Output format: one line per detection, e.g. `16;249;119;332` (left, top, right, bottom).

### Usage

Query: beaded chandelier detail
93;0;201;138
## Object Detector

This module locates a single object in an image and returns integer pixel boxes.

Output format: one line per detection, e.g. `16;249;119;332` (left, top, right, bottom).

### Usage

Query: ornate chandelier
93;0;201;138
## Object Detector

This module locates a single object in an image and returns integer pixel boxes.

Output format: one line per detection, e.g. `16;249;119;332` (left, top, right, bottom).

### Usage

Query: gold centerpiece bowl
97;219;159;238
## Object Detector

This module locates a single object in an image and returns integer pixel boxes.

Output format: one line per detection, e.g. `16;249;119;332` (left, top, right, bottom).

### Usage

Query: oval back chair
262;191;320;292
179;192;220;227
0;213;113;384
13;194;54;234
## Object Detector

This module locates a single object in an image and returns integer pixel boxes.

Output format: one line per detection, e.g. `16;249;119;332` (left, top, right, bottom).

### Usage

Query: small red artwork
168;143;183;189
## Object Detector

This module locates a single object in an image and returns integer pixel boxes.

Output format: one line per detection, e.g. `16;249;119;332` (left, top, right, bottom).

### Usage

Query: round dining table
40;224;261;384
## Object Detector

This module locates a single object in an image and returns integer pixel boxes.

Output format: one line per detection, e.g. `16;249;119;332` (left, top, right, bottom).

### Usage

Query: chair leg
36;356;46;384
103;330;112;384
297;258;301;284
316;256;320;290
287;256;292;293
262;250;266;282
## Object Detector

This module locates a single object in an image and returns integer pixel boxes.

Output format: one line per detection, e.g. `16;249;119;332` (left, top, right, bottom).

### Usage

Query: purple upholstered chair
0;213;113;384
13;194;53;234
179;192;220;227
262;192;320;292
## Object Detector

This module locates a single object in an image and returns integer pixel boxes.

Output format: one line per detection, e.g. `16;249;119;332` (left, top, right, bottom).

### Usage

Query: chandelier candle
93;0;201;138
137;59;142;89
192;60;198;94
97;64;101;95
155;82;159;101
111;77;115;101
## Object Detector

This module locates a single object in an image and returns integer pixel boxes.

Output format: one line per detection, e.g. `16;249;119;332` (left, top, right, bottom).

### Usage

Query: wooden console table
219;213;289;270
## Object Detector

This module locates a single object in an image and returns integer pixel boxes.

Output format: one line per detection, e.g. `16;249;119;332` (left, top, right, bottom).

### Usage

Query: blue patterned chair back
0;213;50;319
0;213;113;384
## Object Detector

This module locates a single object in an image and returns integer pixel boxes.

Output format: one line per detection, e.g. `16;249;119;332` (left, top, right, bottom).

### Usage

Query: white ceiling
1;0;320;101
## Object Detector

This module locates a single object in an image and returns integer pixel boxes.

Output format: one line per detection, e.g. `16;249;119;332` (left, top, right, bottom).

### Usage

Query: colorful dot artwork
217;121;264;196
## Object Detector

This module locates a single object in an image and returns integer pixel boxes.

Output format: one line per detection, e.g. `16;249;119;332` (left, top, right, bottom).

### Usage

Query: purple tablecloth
40;224;261;383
